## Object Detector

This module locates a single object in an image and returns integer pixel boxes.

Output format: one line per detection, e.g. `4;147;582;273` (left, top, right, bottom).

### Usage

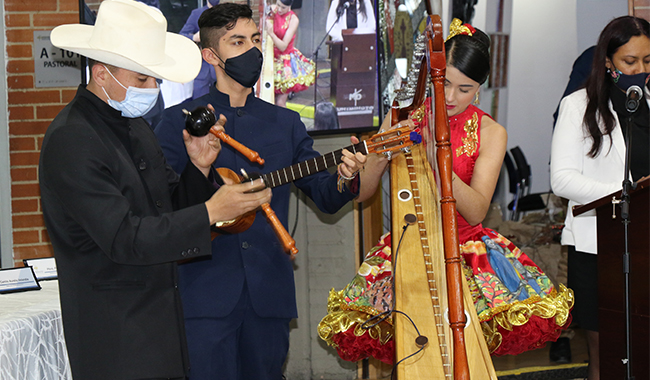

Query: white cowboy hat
50;0;201;83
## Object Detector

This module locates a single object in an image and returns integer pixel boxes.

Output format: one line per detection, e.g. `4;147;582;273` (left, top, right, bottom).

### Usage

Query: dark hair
279;0;293;6
583;16;650;158
198;3;253;49
444;27;491;84
87;59;120;79
336;0;369;23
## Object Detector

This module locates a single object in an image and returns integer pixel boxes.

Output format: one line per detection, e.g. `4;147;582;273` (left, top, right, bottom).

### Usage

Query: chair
506;146;547;221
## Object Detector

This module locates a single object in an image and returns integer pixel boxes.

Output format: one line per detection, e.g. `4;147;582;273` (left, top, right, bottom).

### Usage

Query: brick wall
5;0;78;267
3;0;263;268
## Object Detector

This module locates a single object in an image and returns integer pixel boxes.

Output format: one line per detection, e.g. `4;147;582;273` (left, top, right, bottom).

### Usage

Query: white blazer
550;88;639;254
325;0;376;42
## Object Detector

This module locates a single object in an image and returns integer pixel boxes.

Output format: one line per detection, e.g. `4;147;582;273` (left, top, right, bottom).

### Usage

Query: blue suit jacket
155;87;357;319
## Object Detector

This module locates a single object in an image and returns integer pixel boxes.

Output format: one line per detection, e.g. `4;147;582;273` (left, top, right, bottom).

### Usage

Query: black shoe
549;337;572;364
288;91;295;100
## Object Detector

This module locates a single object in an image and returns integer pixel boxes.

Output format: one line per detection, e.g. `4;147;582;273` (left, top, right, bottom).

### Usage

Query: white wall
506;0;628;194
506;0;578;194
285;135;358;379
576;0;629;52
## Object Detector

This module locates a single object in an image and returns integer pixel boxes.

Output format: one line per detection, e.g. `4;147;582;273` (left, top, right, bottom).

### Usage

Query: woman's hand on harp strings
265;19;274;36
183;104;225;177
204;179;272;226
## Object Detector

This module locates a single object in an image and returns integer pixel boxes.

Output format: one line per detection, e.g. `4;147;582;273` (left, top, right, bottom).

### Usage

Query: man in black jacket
39;1;271;378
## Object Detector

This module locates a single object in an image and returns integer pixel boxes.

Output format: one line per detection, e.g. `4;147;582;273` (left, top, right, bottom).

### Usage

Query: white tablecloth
0;280;71;380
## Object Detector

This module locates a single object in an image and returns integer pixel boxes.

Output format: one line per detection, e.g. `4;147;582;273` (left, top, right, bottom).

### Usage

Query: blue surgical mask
101;66;160;118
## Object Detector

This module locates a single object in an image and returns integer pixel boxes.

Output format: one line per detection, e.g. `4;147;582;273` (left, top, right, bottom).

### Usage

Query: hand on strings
340;136;367;179
204;179;272;225
183;104;224;177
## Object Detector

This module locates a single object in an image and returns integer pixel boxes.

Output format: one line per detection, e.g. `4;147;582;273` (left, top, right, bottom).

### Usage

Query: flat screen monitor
79;1;434;136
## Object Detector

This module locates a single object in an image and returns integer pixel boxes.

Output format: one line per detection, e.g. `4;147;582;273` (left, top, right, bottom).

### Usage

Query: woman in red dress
265;0;315;108
319;19;574;363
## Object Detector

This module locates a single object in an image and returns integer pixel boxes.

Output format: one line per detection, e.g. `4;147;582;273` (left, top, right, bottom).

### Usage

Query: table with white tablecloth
0;280;71;380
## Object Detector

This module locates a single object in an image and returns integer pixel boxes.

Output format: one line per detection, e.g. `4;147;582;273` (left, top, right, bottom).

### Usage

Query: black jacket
39;85;214;379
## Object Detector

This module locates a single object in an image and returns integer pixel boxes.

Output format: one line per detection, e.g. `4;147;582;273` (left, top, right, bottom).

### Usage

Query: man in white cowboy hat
154;3;385;379
39;1;271;379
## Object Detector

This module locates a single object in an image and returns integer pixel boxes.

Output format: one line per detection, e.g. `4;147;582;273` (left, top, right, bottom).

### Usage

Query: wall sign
33;30;81;88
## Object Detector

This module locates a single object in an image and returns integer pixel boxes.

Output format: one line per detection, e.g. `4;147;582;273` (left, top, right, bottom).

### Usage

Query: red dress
450;105;573;356
271;10;315;95
318;104;574;363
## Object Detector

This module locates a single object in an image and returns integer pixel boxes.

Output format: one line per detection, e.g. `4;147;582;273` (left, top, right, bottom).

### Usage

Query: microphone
336;0;350;17
404;213;417;225
626;85;643;113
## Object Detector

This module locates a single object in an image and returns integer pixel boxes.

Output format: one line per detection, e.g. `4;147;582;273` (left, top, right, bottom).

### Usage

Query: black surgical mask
216;47;263;88
609;66;650;92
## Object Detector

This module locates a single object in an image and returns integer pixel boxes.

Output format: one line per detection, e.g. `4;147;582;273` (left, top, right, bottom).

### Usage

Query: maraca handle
184;106;265;166
212;129;265;165
261;203;298;259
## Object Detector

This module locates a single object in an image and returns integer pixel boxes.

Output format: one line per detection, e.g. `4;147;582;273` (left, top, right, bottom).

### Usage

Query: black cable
361;309;426;380
290;188;301;237
358;221;429;378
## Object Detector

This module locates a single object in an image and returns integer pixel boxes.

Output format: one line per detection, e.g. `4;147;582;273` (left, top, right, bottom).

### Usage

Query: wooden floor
492;328;589;379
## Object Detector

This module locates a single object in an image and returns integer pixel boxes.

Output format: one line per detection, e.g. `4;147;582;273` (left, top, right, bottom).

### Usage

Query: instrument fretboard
261;141;367;189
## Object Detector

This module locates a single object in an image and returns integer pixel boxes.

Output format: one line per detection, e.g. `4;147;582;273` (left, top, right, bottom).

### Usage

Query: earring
607;66;621;83
473;90;480;105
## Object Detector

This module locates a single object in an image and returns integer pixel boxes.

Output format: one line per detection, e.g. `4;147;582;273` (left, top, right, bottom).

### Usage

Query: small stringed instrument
184;106;420;256
184;106;298;256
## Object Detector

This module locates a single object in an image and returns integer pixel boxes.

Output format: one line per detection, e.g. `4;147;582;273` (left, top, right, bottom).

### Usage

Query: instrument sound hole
398;189;412;202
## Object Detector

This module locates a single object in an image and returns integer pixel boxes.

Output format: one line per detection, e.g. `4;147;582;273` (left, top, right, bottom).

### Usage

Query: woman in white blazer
551;16;650;380
325;0;376;42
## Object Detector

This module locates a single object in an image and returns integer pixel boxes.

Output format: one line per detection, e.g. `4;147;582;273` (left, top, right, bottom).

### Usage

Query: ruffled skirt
317;233;395;364
318;231;574;363
273;48;315;94
460;228;573;355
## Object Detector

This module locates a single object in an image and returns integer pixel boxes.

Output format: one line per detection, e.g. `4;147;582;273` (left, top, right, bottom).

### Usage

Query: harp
257;1;275;103
389;14;497;379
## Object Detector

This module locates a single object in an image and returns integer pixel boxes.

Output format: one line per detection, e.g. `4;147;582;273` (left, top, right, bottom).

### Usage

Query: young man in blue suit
155;3;386;379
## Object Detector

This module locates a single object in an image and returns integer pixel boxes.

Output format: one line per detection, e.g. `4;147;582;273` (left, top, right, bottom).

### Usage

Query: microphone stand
311;6;346;116
619;111;636;380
